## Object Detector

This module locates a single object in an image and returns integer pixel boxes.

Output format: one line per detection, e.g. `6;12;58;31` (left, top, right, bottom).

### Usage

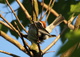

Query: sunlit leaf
70;2;80;13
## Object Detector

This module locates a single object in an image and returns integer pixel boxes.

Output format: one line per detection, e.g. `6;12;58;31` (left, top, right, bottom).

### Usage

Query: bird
27;21;56;43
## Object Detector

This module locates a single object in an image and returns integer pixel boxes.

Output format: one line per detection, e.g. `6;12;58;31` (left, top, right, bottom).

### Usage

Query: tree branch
0;21;12;30
6;0;28;33
0;31;29;55
16;0;32;21
45;0;56;22
0;50;20;57
32;0;39;21
0;14;21;36
39;2;74;28
68;15;75;30
39;2;59;17
60;14;80;57
0;21;27;37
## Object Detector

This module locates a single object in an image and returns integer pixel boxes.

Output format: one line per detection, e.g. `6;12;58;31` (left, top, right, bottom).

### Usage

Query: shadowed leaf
0;0;14;4
0;24;8;33
57;30;80;56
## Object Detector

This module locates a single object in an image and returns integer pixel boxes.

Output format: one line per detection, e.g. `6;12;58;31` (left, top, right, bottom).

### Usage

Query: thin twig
68;15;75;30
37;43;42;56
45;51;55;54
0;14;20;36
39;0;52;21
16;0;32;21
14;22;31;55
39;2;67;23
0;50;20;57
0;21;12;30
39;0;53;21
39;2;59;17
45;0;56;22
39;0;44;21
0;21;26;36
39;2;74;29
24;40;30;48
6;0;28;33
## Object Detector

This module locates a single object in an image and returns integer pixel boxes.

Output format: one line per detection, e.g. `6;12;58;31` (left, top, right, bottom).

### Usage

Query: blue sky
0;1;62;57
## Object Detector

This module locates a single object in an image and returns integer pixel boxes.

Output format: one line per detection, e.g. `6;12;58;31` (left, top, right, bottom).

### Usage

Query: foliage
57;30;80;55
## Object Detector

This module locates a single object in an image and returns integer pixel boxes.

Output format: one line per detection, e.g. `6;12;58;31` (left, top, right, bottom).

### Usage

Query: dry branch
14;22;31;56
0;21;12;30
39;2;59;17
16;0;32;21
0;14;21;36
0;50;20;57
0;31;29;54
46;0;56;22
6;0;28;33
39;2;74;28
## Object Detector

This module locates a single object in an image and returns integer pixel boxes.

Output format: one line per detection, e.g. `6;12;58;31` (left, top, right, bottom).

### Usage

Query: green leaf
0;24;2;31
54;0;80;43
9;29;18;39
10;20;21;39
60;27;70;43
70;2;80;13
70;48;80;57
17;0;31;26
0;0;5;3
65;30;80;40
0;24;8;33
57;30;80;56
